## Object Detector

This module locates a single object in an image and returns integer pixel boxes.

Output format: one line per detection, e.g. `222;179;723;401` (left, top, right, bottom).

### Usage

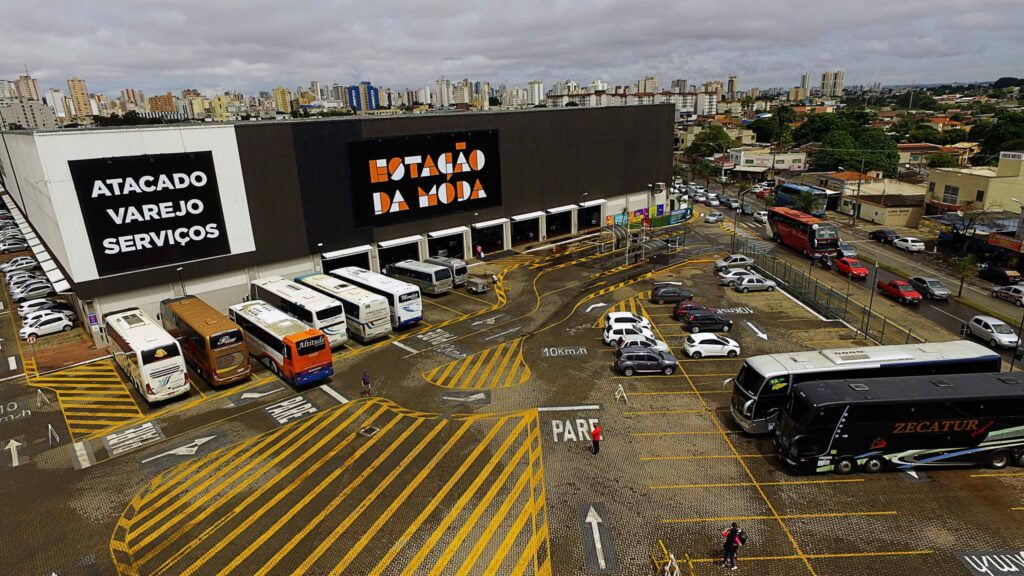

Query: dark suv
979;267;1022;286
613;348;678;376
868;229;899;244
650;285;694;304
681;310;733;333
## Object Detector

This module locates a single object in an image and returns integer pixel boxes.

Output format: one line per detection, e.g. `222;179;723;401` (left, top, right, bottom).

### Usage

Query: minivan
424;256;469;287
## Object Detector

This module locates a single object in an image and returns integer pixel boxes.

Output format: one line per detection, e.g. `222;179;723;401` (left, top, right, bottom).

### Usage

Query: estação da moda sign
68;151;231;276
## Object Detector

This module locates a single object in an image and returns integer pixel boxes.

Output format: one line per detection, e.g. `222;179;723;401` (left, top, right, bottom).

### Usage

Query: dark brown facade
74;104;674;298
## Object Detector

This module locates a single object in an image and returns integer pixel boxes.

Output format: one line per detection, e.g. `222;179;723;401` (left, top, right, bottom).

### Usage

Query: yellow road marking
1011;507;1024;511
482;488;535;575
222;415;420;576
401;419;532;576
630;390;731;395
661;511;897;523
971;472;1024;478
449;288;491;305
28;359;144;441
367;416;517;576
456;452;534;575
422;337;530;389
650;479;864;489
424;297;464;315
329;419;477;575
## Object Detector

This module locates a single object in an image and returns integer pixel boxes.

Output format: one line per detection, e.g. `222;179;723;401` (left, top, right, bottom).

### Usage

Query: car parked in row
614;348;678;376
836;242;858;259
23;308;75;324
835;258;870;279
717;268;759;286
18;298;74;318
979;267;1021;286
992;285;1024;307
672;301;714;319
908;276;951;300
683;333;741;359
680;310;733;333
967;315;1020;349
893;237;927;252
714;254;754;271
868;228;900;244
604;324;655;346
11;281;55;302
704;211;724;224
650;285;694;304
605;311;651;331
19;311;73;340
734;275;777;293
722;197;741;209
0;239;28;253
617;334;670;352
739;204;755;215
706;197;721;207
1;256;37;273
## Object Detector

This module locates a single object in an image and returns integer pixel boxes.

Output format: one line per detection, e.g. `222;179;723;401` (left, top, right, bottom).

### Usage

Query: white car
717;268;759;286
6;270;44;283
8;274;47;290
683;333;741;359
18;298;73;318
734;275;777;293
617;334;670;352
706;197;721;207
0;239;28;253
605;311;652;331
893;237;926;252
704;211;724;223
19;311;73;340
1;256;37;273
603;324;656;346
23;308;74;324
11;281;55;302
753;211;769;223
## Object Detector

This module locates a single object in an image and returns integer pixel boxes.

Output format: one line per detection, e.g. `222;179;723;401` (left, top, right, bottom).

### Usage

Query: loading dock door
511;217;540;247
546;209;572;238
427;227;468;259
472;218;507;255
322;245;373;273
378;242;421;269
578;206;602;231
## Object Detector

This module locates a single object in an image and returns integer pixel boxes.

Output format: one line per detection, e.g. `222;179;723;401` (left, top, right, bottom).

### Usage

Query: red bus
767;207;839;258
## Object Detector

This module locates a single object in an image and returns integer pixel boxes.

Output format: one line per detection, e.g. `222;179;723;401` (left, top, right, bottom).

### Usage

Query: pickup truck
876;280;922;304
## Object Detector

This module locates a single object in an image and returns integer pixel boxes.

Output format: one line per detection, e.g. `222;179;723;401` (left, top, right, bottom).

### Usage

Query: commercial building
728;147;807;173
0;98;58;130
0;105;673;343
271;87;292;114
925;152;1024;214
67;77;92;119
148;92;177;114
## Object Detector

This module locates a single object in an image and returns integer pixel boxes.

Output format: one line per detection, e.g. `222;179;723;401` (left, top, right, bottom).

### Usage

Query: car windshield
898;285;914;292
927;280;944;287
993;323;1015;335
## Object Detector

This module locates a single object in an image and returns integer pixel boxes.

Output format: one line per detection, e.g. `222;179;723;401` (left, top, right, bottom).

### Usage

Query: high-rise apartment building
436;78;452;108
310;81;322;101
453;79;472;105
67;77;92;118
0;98;58;130
727;75;739;96
345;82;379;111
44;88;71;120
590;80;608;92
820;70;845;97
148;92;177;114
637;76;659;94
527;80;544;106
0;80;14;98
702;80;724;99
271;87;292;113
14;73;41;101
695;92;718;116
800;73;811;91
670;79;688;93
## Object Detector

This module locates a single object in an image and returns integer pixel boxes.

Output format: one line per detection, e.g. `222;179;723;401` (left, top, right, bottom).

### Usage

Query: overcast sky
2;0;1022;97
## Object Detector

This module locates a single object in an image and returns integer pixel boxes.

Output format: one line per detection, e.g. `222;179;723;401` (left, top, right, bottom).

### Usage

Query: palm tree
792;190;821;214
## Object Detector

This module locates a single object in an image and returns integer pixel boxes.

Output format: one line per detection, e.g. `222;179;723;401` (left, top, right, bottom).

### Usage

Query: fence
737;239;926;346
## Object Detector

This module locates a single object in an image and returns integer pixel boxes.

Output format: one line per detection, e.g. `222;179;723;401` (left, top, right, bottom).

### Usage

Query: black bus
775;372;1024;475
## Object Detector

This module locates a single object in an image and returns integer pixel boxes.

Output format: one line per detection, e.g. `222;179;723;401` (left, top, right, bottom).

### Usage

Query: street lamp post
843;157;866;225
863;259;879;337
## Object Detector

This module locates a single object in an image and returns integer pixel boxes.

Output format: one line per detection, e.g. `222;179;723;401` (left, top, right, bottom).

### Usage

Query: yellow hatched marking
23;357;38;377
422;336;531;389
593;293;652;328
367;417;516;576
328;419;479;575
28;359;142;441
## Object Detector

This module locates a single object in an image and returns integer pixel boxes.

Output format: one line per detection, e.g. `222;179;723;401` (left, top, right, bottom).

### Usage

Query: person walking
590;424;602;455
360;371;372;397
721;522;743;570
476;244;485;260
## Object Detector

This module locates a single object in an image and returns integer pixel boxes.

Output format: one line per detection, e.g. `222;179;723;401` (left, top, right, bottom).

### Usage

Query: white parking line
392;341;418;353
928;305;966;324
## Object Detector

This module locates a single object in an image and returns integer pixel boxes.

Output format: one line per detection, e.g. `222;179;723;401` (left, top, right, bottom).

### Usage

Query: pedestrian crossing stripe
23;357;38;377
423;336;531;389
593;293;652;328
28;359;143;442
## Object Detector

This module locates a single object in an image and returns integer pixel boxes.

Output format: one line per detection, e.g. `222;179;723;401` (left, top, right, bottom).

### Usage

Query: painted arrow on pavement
440;392;488;403
471;314;504;326
585;303;607;313
140;436;216;463
484;327;521;341
239;388;284;400
4;438;23;467
745;321;768;341
585;506;607;570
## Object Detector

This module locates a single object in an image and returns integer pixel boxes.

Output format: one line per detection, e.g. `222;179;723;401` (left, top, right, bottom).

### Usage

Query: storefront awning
731;166;769;173
427;226;469;238
547;205;576;214
512;211;545;221
377;235;423;249
581;199;607;207
321;244;372;259
473;217;508;228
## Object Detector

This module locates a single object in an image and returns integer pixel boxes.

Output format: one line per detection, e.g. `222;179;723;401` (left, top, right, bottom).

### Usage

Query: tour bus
767;207;839;259
771;182;828;217
249;276;348;348
775;372;1024;475
388;259;454;295
105;308;190;403
228;300;334;386
424;256;469;287
159;296;251;387
329;266;422;328
294;273;392;342
729;340;1002;435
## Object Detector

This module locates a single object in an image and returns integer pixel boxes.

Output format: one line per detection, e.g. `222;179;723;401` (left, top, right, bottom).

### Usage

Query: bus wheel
985;450;1011;470
863;456;887;473
834;457;857;475
1015;451;1024;467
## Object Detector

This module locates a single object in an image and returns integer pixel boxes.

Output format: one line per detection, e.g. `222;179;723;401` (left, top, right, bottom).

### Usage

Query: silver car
734;275;777;293
967;315;1020;348
717;268;758;286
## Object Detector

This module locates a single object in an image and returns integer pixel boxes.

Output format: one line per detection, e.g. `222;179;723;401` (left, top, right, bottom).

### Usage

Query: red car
876;280;923;304
835;257;869;279
672;301;715;320
756;189;773;199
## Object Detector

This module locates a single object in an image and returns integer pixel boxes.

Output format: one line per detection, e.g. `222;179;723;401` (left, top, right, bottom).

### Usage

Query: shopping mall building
0;104;674;341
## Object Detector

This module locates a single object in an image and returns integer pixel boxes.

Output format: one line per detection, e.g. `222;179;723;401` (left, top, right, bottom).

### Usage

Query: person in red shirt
591;425;602;455
721;522;742;569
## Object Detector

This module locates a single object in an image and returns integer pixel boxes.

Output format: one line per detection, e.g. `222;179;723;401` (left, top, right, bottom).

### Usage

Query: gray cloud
1;0;1021;96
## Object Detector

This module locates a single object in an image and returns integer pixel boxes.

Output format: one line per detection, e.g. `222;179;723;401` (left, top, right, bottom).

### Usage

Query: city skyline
2;0;1021;96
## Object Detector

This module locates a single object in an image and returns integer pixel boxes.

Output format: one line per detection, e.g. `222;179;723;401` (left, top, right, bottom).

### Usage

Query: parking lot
2;222;1024;575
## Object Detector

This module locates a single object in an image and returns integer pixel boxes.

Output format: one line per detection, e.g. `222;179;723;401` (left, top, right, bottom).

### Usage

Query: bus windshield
435;268;452;281
815;226;838;239
734;364;765;396
142;344;181;364
316;305;344;323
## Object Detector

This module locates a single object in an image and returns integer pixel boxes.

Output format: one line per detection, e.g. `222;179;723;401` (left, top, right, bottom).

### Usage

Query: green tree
691;160;719;189
685;125;736;158
856;128;899;177
812;130;858;171
954;254;976;297
927;153;958;168
747;117;776;143
943;128;969;144
979;110;1024;157
793;114;848;145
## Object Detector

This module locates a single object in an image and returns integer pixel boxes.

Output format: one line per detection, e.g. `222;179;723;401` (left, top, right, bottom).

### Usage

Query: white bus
389;259;454;295
424;256;469;287
249;276;348;348
295;273;393;342
228;300;334;386
104;308;190;403
329;266;422;329
729;340;1002;435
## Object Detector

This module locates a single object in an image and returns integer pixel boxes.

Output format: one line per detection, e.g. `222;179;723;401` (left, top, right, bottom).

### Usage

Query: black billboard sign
69;152;231;276
348;130;502;226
